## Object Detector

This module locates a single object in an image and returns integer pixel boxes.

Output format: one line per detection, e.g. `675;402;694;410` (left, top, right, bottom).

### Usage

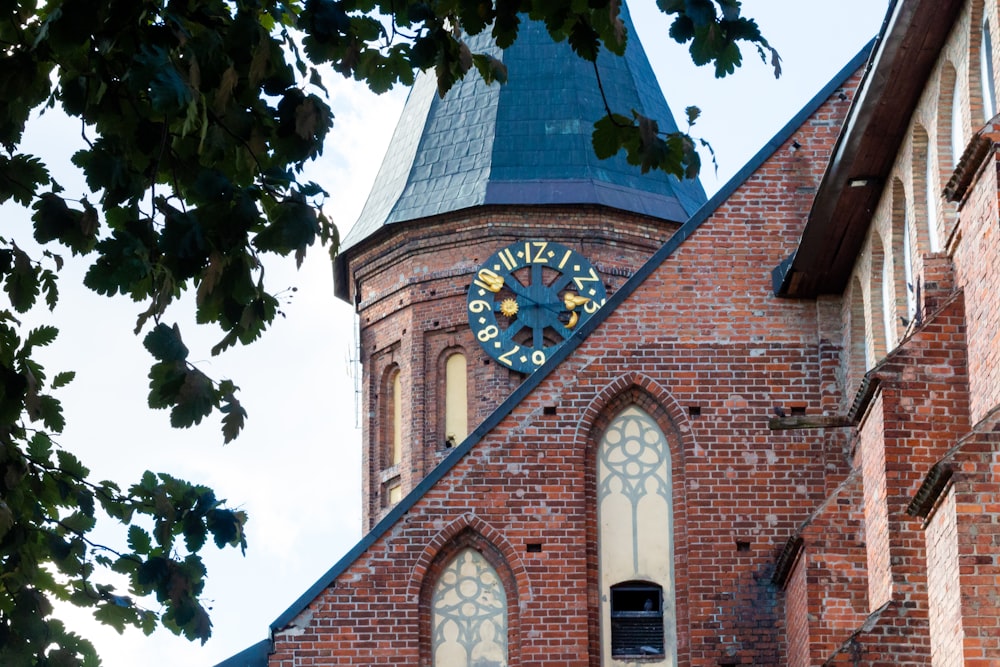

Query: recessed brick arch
410;513;527;666
572;373;692;667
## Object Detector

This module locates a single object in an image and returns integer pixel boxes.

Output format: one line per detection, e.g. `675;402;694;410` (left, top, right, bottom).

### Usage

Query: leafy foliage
0;0;774;663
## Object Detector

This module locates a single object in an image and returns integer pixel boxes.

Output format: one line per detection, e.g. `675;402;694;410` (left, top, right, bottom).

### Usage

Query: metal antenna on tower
347;315;362;429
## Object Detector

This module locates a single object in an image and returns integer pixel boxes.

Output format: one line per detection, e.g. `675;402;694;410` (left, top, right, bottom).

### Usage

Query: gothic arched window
431;548;508;667
597;405;676;664
891;180;916;336
981;18;997;120
443;352;468;448
386;366;403;467
913;124;941;253
951;70;965;162
869;234;889;359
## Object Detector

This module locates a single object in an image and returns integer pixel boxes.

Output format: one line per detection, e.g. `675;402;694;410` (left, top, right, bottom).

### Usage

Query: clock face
467;240;607;373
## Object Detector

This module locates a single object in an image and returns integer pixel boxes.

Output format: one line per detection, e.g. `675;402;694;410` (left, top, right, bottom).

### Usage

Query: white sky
4;2;890;665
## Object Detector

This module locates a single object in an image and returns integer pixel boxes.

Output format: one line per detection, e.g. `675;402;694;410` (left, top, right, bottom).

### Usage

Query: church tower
333;6;706;529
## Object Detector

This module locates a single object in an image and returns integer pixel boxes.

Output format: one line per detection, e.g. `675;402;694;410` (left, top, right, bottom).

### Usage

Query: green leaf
25;325;58;350
0;154;51;206
220;393;246;444
253;198;319;256
592;113;635;160
39;394;66;432
55;449;89;479
143;323;189;363
128;525;152;555
4;247;40;312
51;370;76;389
170;369;216;428
27;431;54;459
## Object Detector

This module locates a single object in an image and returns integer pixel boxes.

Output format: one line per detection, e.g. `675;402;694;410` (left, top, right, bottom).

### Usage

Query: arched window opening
914;124;940;253
882;252;895;348
869;234;888;360
444;352;468;448
951;71;965;162
891;181;915;339
925;139;941;252
391;370;403;465
598;405;676;665
982;19;997;120
610;581;664;659
902;213;917;323
431;548;508;667
848;278;868;395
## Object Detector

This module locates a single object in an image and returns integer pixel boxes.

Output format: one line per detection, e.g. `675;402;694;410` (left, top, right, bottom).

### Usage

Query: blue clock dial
467;240;607;373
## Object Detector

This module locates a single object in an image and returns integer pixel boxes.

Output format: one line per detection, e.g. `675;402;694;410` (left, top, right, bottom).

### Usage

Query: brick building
220;0;1000;664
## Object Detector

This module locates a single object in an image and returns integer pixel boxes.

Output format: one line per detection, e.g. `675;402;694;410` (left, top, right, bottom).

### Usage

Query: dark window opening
543;405;557;415
610;582;664;658
688;405;701;417
526;542;542;553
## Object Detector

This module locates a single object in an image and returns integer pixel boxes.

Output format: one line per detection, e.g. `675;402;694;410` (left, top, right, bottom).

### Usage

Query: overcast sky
5;2;891;665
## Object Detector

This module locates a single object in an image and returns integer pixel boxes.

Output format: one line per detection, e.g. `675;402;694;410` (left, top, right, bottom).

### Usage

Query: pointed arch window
848;277;868;391
597;405;676;664
925;140;940;252
389;368;403;466
444;352;468;448
431;548;508;667
882;250;895;349
951;73;965;162
869;234;888;360
982;19;997;120
902;212;916;322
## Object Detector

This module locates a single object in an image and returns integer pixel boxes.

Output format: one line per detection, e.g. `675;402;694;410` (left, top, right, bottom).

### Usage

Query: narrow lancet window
982;19;997;119
391;370;402;466
444;353;468;447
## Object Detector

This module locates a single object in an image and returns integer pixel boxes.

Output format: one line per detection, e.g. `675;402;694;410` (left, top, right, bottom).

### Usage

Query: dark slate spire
340;3;707;254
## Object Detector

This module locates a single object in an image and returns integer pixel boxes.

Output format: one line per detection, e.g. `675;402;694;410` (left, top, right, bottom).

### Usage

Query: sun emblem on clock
499;298;519;317
467;240;608;373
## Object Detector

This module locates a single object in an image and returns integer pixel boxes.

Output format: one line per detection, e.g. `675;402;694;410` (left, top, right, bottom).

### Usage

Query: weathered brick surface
347;208;679;527
926;486;962;667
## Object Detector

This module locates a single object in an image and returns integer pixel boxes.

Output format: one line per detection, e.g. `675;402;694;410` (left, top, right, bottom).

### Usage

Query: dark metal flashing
906;463;955;518
944;121;1000;204
771;535;805;588
213;639;272;667
847;375;882;424
778;0;966;298
235;47;874;655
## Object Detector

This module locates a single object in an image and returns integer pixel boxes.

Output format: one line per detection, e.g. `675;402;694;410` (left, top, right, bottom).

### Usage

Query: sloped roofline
215;40;875;667
774;0;965;297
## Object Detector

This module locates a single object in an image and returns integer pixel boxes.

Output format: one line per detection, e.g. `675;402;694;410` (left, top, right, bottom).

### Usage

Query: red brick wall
785;552;809;667
859;396;891;610
926;485;963;666
347;207;679;527
795;471;869;664
949;433;1000;664
951;151;1000;423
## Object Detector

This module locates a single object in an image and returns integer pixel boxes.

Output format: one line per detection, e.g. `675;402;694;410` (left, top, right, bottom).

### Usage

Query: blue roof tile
340;3;707;254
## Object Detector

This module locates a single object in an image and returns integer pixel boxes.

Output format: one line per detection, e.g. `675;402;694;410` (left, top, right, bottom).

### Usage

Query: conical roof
339;3;706;255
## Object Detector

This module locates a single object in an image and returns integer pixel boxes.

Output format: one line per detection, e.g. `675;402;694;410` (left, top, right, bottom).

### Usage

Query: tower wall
344;206;680;527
